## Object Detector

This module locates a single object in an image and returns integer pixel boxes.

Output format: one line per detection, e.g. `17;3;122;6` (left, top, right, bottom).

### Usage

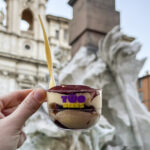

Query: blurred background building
0;0;71;93
138;73;150;111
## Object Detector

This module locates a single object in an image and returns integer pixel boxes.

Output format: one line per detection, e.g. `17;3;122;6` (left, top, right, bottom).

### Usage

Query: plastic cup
47;85;102;130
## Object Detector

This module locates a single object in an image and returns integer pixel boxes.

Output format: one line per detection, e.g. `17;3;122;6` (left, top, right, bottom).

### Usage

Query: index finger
0;89;32;109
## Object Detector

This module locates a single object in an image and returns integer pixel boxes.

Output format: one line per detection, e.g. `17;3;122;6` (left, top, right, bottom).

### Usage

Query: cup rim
47;89;102;93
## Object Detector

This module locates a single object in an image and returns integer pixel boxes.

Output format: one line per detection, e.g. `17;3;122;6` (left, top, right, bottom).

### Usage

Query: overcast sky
0;0;150;77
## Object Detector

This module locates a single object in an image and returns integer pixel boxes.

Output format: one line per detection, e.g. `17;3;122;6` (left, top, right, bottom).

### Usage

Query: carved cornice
0;51;47;66
0;68;47;84
0;30;44;43
46;14;70;23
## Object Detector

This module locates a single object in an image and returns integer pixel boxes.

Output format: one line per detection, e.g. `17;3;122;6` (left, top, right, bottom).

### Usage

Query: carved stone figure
60;26;150;150
20;26;150;150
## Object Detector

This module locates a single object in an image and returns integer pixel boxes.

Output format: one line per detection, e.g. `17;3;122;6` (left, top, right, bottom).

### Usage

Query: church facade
0;0;71;94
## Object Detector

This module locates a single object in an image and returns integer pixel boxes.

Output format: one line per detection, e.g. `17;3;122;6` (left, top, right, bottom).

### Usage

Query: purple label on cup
61;95;86;108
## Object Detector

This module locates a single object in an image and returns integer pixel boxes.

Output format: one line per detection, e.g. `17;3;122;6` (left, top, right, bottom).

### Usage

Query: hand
0;89;46;150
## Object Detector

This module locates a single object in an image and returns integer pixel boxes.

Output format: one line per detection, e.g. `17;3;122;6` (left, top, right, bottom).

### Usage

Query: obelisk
68;0;120;56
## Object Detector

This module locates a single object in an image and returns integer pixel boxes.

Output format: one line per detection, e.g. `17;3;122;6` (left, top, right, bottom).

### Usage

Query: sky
0;0;150;77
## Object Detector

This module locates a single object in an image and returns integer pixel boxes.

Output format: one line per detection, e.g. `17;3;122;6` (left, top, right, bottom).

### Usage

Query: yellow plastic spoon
38;15;56;88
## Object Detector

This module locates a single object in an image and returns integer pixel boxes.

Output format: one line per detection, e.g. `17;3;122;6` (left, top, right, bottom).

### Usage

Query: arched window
20;9;33;31
0;0;6;26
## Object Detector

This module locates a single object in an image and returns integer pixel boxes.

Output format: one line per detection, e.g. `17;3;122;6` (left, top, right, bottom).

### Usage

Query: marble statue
20;26;150;150
60;26;150;150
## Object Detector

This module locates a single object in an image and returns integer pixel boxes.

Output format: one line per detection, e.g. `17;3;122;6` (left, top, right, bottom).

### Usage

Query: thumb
9;89;46;129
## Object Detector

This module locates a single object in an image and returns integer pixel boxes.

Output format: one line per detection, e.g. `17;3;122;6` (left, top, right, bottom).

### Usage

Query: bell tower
5;0;47;39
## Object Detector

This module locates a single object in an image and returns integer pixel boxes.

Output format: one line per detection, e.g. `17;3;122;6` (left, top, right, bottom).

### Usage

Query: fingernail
33;89;46;103
25;89;33;92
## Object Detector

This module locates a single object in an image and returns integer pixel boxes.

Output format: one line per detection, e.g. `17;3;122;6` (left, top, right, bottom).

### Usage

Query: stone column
34;1;47;40
0;11;4;25
6;0;20;34
68;0;120;56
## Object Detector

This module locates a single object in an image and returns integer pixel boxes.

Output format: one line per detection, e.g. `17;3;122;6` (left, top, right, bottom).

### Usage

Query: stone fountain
20;26;150;150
